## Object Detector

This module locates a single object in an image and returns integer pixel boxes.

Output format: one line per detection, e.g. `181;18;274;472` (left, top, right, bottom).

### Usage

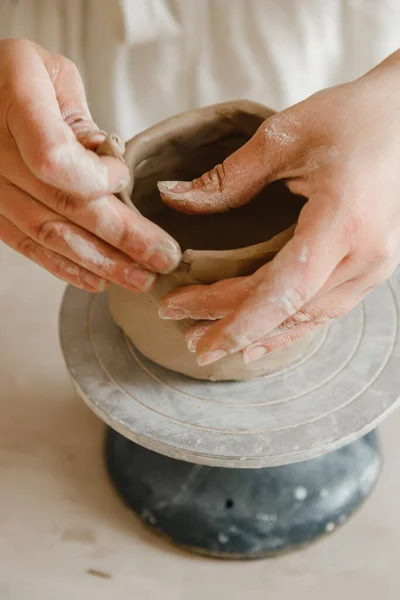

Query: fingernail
158;306;188;320
243;346;267;364
84;129;107;146
114;175;131;193
197;350;228;366
148;241;181;274
157;180;193;196
125;266;155;292
84;274;108;291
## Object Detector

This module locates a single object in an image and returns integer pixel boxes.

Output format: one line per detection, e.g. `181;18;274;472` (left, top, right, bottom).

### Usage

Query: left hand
0;39;181;293
157;51;400;366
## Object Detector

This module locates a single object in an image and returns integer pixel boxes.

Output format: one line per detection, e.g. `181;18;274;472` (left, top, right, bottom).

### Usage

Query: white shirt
0;0;399;138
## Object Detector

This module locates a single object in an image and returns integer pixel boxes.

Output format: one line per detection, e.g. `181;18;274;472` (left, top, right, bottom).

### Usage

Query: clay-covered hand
0;39;180;292
158;51;400;365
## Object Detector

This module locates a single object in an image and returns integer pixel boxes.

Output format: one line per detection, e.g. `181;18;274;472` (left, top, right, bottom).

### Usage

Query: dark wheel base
105;429;381;559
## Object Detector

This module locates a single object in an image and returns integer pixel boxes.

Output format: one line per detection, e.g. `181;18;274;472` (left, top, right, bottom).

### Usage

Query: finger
185;312;315;356
185;321;214;352
0;182;155;292
159;276;255;320
281;269;389;330
195;218;347;366
159;249;351;321
185;307;322;357
45;191;182;274
41;49;107;149
157;111;301;214
0;215;107;292
183;276;352;356
242;321;322;363
242;274;381;363
159;224;359;320
0;141;182;274
2;40;128;198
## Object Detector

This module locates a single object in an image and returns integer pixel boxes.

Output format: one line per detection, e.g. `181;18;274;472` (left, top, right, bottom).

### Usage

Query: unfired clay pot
108;100;312;381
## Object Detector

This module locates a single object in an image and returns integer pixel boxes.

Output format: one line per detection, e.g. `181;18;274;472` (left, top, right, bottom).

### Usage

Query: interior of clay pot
130;115;306;251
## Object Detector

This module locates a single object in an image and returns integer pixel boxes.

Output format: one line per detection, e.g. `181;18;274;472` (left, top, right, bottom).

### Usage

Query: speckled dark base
105;428;381;559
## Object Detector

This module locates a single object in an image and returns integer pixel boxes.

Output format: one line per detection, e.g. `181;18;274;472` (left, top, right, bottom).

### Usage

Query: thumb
157;112;299;215
41;49;108;150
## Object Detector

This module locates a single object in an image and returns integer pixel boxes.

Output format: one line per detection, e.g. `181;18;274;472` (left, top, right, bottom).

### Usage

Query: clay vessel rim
120;99;289;264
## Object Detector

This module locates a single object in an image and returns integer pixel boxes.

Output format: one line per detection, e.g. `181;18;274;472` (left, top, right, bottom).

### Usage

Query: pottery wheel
59;272;400;469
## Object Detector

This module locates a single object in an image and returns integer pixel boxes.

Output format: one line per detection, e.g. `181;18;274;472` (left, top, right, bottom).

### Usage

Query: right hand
0;39;181;292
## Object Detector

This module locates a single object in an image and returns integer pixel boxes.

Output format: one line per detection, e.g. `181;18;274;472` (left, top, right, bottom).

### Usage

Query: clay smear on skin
157;181;193;204
94;192;181;270
214;287;304;356
40;245;105;289
50;143;109;192
298;245;309;263
63;230;114;270
158;180;218;210
162;278;254;318
304;146;340;174
186;322;214;352
158;180;184;195
268;261;306;317
264;114;301;145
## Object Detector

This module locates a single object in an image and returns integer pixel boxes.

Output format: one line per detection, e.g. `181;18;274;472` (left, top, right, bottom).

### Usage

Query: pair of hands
1;39;400;367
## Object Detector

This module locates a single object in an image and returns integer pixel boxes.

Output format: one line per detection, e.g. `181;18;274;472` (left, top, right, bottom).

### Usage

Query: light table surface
1;245;399;600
